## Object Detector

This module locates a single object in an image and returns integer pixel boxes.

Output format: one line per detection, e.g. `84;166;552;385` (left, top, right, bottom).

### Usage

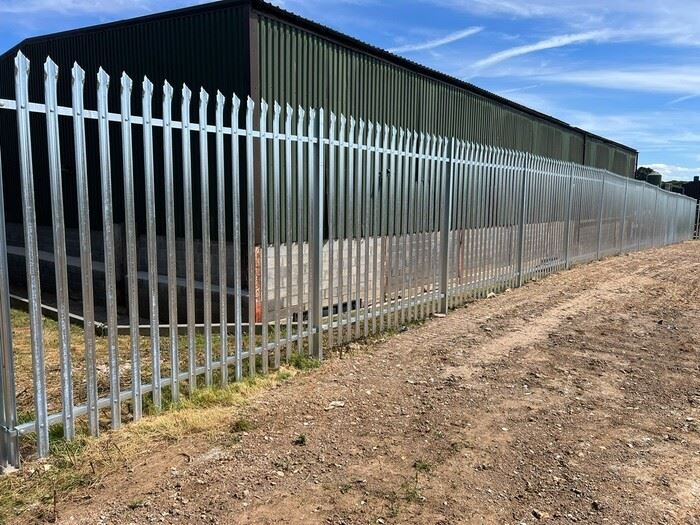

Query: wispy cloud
541;67;700;95
496;84;541;95
472;30;609;69
668;94;700;105
434;0;700;48
389;26;482;53
0;0;163;15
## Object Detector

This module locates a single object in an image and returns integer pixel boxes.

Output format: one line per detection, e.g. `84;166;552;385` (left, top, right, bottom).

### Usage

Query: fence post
564;164;575;269
619;178;628;254
516;153;529;287
309;108;325;359
15;52;49;457
439;138;456;314
596;171;605;259
0;151;18;470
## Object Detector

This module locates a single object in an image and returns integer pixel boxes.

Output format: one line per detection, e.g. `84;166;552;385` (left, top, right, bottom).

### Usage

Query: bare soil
24;242;700;523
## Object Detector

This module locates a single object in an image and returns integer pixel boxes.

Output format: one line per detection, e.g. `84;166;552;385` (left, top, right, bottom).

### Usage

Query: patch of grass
288;352;320;370
413;459;431;473
0;365;299;522
385;490;402;518
127;499;146;510
231;418;254;433
292;434;306;446
276;369;292;381
401;477;424;503
16;410;34;425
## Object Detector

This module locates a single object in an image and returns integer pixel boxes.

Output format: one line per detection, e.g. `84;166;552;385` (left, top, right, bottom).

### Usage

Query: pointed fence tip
121;71;132;88
71;62;85;86
142;75;153;89
15;50;29;70
97;67;110;88
44;55;57;71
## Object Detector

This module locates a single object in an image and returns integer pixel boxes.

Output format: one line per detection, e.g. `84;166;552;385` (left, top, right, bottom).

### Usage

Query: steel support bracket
0;425;19;472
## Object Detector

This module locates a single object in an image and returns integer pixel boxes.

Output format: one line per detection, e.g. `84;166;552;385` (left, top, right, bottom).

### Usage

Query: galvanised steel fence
0;53;696;468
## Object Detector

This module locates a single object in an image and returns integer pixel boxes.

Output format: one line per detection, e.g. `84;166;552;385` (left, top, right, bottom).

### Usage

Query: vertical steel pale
215;91;228;385
0;150;18;468
295;107;306;354
271;102;282;367
15;52;49;456
71;62;99;436
44;57;74;440
163;81;180;401
231;95;244;381
199;88;213;386
284;105;294;360
181;84;197;391
142;76;161;409
309;108;323;358
245;97;257;376
97;68;121;428
259;100;269;371
120;73;142;420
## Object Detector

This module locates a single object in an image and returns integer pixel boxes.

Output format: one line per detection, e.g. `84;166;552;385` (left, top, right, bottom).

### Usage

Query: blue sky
1;0;699;181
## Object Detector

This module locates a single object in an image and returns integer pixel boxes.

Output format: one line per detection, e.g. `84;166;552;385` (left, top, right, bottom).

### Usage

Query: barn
0;0;639;321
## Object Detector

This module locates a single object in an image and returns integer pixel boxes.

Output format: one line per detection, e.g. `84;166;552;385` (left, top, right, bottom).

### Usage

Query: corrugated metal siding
256;14;635;176
0;3;251;238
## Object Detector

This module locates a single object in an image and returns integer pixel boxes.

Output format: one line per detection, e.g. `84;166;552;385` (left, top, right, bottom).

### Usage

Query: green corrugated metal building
1;0;637;177
0;0;640;320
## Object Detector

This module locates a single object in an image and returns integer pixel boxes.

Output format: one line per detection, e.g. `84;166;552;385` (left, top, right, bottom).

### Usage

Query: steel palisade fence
0;52;696;468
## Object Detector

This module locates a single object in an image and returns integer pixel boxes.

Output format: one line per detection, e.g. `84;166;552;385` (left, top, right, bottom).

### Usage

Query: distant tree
635;166;655;181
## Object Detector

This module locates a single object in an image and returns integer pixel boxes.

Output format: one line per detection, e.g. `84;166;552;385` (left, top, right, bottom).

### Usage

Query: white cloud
539;67;700;95
433;0;700;48
472;30;609;69
0;0;163;15
646;163;700;182
389;26;482;53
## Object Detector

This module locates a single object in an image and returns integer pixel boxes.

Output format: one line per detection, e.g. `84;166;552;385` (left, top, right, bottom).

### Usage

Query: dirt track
57;242;700;524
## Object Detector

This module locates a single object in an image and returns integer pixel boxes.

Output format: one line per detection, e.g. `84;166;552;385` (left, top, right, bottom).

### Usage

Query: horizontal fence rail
0;52;696;468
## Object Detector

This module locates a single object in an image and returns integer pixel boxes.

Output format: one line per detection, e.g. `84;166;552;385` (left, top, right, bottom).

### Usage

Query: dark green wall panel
256;14;636;177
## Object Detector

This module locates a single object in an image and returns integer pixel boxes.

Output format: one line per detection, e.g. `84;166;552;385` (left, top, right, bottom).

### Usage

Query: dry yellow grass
0;364;300;522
